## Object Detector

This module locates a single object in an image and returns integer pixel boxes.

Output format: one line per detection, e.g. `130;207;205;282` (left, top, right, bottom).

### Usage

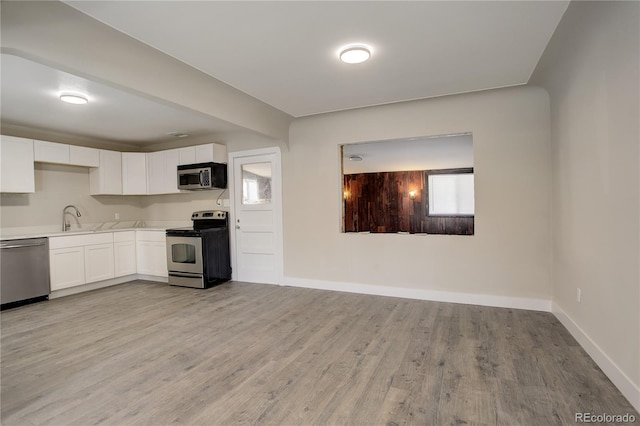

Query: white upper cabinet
122;152;148;195
178;146;196;165
148;149;180;195
1;134;224;196
34;140;69;164
34;140;100;167
146;151;164;195
90;149;122;195
0;135;35;193
69;145;100;167
178;143;227;165
165;149;180;193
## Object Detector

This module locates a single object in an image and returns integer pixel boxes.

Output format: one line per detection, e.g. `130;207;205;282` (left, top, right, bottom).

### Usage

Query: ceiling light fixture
349;155;363;161
339;45;372;64
59;94;88;105
167;132;189;138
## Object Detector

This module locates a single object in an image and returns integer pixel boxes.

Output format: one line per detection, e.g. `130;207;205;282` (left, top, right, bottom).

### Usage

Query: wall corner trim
281;276;552;312
552;302;640;412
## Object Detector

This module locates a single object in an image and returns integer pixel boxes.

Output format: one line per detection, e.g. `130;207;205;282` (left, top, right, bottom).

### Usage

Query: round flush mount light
59;94;88;105
349;155;363;161
339;45;372;64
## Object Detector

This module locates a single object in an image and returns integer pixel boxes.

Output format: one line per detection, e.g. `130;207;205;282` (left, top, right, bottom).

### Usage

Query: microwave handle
199;170;204;186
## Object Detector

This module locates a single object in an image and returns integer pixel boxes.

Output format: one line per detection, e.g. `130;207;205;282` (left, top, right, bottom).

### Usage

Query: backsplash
0;163;229;232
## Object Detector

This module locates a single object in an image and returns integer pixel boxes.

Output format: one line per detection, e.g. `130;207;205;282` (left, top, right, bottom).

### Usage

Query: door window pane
428;173;474;215
242;163;272;205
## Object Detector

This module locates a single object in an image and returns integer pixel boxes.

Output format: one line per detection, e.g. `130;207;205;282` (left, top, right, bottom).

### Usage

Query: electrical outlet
115;212;120;220
577;288;582;303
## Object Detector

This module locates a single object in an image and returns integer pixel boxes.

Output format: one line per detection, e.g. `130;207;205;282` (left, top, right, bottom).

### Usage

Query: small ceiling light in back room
339;44;372;64
59;94;88;105
167;132;189;138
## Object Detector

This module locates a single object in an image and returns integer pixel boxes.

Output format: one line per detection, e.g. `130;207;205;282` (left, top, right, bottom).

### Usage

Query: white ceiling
343;134;473;174
66;1;569;117
0;54;241;147
1;1;569;146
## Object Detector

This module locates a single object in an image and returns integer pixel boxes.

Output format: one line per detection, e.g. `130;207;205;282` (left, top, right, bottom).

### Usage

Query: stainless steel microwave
177;162;227;190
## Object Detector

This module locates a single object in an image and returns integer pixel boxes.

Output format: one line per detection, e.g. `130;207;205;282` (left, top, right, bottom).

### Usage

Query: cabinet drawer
113;231;136;243
136;230;166;243
49;233;114;249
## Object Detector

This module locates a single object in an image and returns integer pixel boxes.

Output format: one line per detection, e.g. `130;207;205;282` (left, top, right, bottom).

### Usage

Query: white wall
140;190;228;222
140;131;284;221
530;1;640;408
284;86;552;305
0;163;143;231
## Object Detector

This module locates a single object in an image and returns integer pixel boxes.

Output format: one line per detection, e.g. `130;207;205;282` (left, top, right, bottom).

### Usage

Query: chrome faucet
62;205;82;232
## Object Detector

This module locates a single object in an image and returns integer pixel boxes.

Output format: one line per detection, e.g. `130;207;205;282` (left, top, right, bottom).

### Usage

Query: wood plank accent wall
343;171;474;235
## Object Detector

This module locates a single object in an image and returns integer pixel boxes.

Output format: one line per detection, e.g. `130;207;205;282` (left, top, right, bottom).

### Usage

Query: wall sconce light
408;190;417;200
344;190;350;200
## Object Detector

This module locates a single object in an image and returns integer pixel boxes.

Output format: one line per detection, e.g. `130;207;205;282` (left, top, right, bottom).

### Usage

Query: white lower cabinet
50;247;86;290
49;230;167;292
114;231;136;277
49;233;114;290
84;243;115;283
136;230;167;277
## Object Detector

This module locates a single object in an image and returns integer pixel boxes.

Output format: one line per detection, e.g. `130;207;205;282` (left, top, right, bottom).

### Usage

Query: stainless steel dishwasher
1;237;50;309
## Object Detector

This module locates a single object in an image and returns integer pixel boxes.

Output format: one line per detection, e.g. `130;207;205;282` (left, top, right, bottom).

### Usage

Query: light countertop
0;221;189;241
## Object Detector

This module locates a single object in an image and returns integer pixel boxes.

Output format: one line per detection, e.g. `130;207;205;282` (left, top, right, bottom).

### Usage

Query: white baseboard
49;274;168;299
136;274;169;283
281;276;552;312
552;302;640;413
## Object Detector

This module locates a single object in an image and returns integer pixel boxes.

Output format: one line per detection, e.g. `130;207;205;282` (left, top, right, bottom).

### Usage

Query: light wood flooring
1;280;637;425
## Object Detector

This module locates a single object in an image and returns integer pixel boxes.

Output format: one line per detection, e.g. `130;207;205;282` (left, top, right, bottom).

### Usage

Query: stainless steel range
166;210;231;288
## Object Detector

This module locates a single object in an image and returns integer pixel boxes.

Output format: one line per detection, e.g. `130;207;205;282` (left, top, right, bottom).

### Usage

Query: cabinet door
69;145;100;167
84;243;115;283
147;150;180;194
195;144;214;163
212;143;228;164
50;247;85;290
146;151;164;195
194;143;227;164
137;241;168;277
154;242;168;276
33;140;69;164
114;241;137;277
0;135;35;193
164;149;180;193
90;150;122;195
122;153;148;195
178;147;196;165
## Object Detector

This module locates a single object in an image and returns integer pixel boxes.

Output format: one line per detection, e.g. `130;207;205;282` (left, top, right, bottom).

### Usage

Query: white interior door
230;148;283;284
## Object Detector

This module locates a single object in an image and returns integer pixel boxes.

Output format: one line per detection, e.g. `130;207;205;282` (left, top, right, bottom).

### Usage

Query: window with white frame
427;169;474;216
